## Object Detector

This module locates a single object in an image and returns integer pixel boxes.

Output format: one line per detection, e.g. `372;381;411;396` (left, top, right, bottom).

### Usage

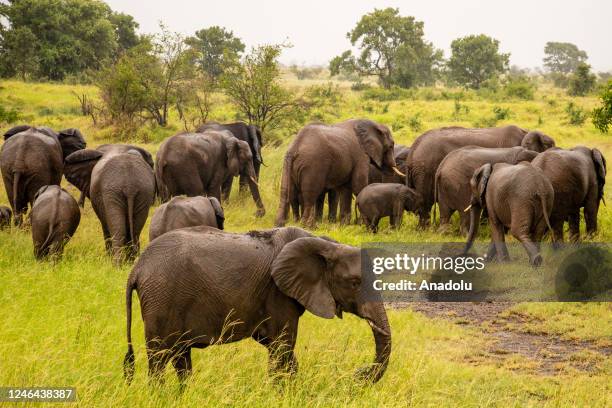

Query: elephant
124;226;391;385
74;143;154;207
156;130;265;217
368;144;411;184
404;125;555;228
64;145;156;264
30;185;80;259
435;146;540;234
196;122;263;202
149;196;225;241
356;183;422;233
0;205;12;229
463;162;554;266
532;146;606;245
275;119;404;228
0;126;86;226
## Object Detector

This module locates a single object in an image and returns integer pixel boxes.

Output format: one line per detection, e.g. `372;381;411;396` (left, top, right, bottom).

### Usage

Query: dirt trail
390;302;611;375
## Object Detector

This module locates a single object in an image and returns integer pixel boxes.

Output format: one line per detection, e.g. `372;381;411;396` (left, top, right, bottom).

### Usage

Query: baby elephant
149;196;225;241
31;185;81;259
0;205;12;229
357;183;422;233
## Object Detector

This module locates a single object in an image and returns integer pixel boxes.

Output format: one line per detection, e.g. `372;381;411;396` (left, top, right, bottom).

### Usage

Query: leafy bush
453;100;470;117
493;106;511;120
503;76;535;100
408;113;423;132
350;81;371;91
0;104;22;124
592;80;612;133
568;63;596;96
362;86;414;101
565;102;587;126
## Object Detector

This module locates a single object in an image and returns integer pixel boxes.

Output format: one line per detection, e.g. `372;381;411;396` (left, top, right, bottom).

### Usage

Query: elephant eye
350;278;362;289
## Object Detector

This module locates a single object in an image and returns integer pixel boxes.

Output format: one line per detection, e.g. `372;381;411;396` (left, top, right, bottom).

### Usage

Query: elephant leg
392;199;403;229
371;216;380;234
147;347;170;384
172;348;193;388
511;222;542;266
246;175;265;217
328;190;338;223
78;191;86;208
300;191;318;228
438;202;452;233
291;189;300;222
489;217;509;262
104;202;128;264
315;192;325;223
459;211;470;236
221;176;233;202
568;212;580;242
257;331;298;378
338;187;353;225
584;191;599;238
238;174;249;195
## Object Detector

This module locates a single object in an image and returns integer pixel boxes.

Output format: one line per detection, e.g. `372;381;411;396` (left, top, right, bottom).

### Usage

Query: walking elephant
356;183;422;233
124;226;391;385
275;119;404;228
463;162;554;266
64;145;155;264
532;146;606;245
197;121;263;202
0;126;86;226
405;125;555;228
435;146;539;234
156;130;265;217
31;185;80;259
149;195;225;241
0;206;12;229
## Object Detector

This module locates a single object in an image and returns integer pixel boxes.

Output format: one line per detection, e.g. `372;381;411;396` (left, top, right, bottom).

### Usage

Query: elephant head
226;136;258;184
592;148;607;204
521;131;555;152
57;128;87;159
248;125;263;165
354;120;404;178
271;237;391;382
464;163;492;254
208;197;225;230
400;186;423;213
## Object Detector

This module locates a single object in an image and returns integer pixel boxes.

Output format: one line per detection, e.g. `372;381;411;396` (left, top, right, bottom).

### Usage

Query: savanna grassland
0;78;611;407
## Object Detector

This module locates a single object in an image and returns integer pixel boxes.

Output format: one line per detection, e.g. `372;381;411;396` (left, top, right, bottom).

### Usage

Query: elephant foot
354;363;385;383
255;207;266;218
530;254;543;267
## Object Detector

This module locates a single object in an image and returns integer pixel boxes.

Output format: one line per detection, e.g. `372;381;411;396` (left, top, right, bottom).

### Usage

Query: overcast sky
105;0;612;72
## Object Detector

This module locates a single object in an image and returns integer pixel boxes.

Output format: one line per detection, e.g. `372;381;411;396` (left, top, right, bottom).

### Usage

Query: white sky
105;0;612;72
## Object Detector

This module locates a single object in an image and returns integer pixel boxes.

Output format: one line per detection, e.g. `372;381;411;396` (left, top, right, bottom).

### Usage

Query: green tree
221;44;303;133
1;26;39;80
447;34;510;89
568;63;596;96
186;26;244;83
543;42;588;74
329;8;442;88
592;80;612;133
109;12;141;55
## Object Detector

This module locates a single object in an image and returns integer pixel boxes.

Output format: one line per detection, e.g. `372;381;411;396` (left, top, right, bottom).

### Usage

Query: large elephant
197;121;263;201
64;145;155;263
405;125;555;228
435;146;539;234
149;195;225;241
532;146;606;245
30;185;80;259
368;144;411;184
156;130;265;217
0;126;86;226
464;162;554;266
275;119;404;227
124;226;391;385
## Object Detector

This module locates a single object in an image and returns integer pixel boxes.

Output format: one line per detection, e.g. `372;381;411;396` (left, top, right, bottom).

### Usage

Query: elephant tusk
392;167;406;177
250;177;259;187
464;204;472;212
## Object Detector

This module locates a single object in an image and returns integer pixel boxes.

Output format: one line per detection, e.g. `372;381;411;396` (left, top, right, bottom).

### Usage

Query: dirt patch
390;302;611;375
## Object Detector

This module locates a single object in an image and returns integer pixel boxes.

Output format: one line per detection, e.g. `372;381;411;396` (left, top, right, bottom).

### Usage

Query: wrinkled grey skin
74;143;154;207
197;122;263;203
149;196;225;241
64;146;155;264
435;146;539;234
276;119;403;228
356;183;422;233
124;227;391;386
0;126;86;226
31;185;80;259
368;144;411;184
156;130;265;217
405;125;555;228
0;205;12;229
532;146;606;245
464;162;554;266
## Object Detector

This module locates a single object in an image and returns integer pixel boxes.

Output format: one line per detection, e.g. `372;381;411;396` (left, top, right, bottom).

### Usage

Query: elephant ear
355;120;384;168
522;131;555;152
3;125;32;141
592;149;607;198
271;237;338;319
33;185;52;202
248;125;263;163
57;128;87;159
224;136;240;176
470;163;492;206
64;149;103;198
124;146;154;168
208;197;225;230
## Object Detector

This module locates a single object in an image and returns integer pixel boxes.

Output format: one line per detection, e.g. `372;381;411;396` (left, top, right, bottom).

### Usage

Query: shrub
568;63;596;96
0;104;22;124
493;106;511;121
408;113;423;132
350;81;371;91
592;80;612;133
503;76;535;100
565;102;587;126
362;86;414;101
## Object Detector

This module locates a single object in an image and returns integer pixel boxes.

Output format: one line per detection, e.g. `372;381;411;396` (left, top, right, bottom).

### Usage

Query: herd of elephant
0;119;606;386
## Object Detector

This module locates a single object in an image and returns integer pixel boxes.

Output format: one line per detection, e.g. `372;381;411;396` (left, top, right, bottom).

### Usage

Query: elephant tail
126;195;136;247
37;189;60;258
539;193;553;233
432;168;440;226
124;275;136;383
11;171;20;219
275;152;294;227
155;159;169;203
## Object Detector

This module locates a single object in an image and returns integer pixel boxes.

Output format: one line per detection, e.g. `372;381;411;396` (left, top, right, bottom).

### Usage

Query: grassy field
0;79;610;407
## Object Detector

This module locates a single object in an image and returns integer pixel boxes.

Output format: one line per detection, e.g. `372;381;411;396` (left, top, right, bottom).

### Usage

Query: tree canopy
543;42;588;74
186;26;245;83
329;8;442;88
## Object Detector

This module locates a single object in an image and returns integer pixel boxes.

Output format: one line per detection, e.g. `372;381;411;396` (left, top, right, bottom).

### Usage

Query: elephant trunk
356;300;391;383
464;204;483;254
245;160;265;217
